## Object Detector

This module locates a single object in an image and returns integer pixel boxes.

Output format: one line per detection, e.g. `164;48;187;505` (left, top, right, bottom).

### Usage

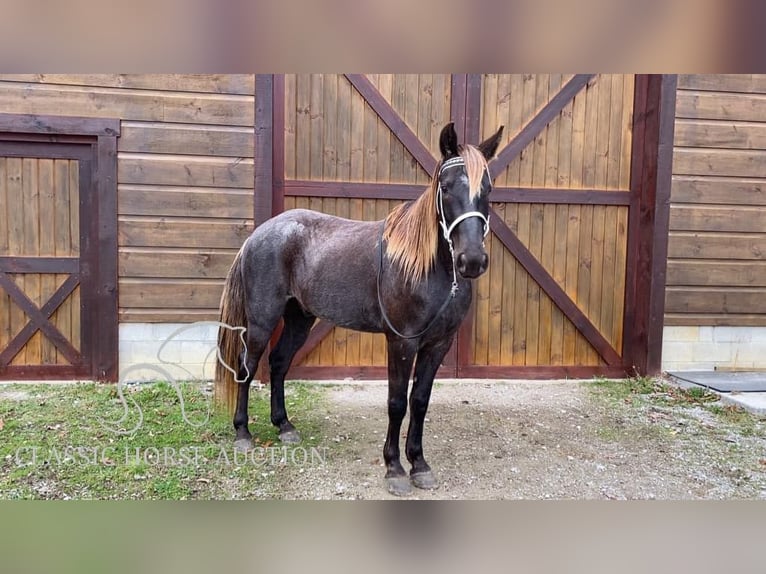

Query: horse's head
437;122;504;279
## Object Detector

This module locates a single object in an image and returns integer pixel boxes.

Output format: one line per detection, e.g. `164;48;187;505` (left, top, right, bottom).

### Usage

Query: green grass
0;381;327;500
588;376;764;439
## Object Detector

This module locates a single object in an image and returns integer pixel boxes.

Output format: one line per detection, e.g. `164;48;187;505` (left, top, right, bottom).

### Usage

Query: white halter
436;156;491;295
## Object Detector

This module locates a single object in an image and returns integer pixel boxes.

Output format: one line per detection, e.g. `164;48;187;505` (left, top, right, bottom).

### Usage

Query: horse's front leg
406;336;454;490
384;336;417;496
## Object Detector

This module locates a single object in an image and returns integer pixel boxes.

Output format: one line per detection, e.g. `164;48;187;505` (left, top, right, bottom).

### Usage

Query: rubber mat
668;371;766;393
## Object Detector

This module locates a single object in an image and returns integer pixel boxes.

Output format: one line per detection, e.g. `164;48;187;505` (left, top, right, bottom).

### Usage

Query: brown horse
216;122;503;495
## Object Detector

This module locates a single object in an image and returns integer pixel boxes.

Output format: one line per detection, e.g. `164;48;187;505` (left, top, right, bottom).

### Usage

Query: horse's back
241;209;382;326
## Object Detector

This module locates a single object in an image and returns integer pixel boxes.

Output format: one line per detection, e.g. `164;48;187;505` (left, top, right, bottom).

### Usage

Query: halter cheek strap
437;157;491;295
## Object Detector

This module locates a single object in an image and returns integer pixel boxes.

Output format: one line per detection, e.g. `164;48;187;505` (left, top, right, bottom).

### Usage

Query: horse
216;122;504;496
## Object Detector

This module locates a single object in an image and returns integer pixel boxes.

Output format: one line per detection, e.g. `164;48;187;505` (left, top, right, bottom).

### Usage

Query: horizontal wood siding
0;75;255;323
667;75;766;326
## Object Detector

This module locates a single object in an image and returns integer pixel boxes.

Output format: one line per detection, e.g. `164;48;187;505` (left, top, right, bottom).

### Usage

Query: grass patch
0;381;328;500
588;376;765;441
589;376;718;408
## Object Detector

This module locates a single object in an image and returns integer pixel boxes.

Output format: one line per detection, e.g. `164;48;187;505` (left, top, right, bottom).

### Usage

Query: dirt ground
272;380;766;499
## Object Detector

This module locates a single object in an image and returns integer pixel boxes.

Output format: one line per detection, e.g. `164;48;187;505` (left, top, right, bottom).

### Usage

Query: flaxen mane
383;144;489;284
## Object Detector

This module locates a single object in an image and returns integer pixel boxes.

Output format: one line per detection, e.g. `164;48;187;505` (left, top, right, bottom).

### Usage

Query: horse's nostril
457;253;468;272
481;253;489;270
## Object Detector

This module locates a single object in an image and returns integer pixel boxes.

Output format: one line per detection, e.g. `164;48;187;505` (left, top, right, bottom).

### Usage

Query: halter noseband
436;156;491;295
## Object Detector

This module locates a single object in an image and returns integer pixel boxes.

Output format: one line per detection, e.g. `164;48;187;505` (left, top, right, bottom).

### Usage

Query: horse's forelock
460;144;490;200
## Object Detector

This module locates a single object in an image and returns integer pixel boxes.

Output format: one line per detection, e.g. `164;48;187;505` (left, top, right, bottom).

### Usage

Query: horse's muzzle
457;251;489;279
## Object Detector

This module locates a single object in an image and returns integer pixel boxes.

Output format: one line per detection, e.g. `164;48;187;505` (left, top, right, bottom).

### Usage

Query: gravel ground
271;380;766;499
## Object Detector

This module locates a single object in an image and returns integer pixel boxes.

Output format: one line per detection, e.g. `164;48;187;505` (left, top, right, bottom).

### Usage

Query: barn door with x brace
456;74;675;378
257;74;477;379
0;114;119;381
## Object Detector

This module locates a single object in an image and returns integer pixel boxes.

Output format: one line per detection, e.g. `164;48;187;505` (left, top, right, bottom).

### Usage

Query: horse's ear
439;122;459;158
477;125;504;160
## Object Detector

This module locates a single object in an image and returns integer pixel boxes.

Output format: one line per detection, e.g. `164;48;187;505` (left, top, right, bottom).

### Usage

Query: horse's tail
215;246;248;413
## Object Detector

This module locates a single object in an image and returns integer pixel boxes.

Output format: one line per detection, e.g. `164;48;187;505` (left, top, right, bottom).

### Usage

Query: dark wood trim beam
623;75;677;375
0;257;79;273
285;180;424;201
0;113;120;136
272;75;286;217
489;212;622;366
458;365;630;379
491;188;631;205
621;76;649;371
645;76;677;373
0;141;93;160
95;134;119;381
450;74;468;144
345;74;438;175
0;365;92;380
254;74;274;226
288;364;629;380
288;365;456;381
490;74;595;180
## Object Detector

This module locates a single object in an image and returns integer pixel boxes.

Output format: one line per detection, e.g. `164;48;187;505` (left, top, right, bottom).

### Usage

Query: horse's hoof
279;429;301;444
386;476;413;497
234;438;252;453
411;471;439;490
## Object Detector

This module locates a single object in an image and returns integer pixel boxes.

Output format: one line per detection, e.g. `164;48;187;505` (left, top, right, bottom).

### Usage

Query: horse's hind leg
233;316;280;450
268;298;316;443
405;336;454;490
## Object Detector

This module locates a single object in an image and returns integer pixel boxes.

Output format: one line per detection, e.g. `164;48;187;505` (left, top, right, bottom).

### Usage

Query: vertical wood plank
619;75;635;190
37;159;56;364
7;159;24;365
589;205;606;359
607;75;624;189
23;159;42;365
309;74;324;182
575;205;594;363
483;74;500;365
416;74;432;186
601;206;618;347
613;206;629;353
69;161;80;356
595;74;612;190
376;74;392;184
512;204;529;365
284;74;297;180
499;203;516;366
295;75;311;181
52;159;71;363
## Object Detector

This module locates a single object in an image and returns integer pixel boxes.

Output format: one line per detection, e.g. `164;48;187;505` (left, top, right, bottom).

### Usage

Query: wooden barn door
258;74;469;379
0;114;119;381
260;74;674;379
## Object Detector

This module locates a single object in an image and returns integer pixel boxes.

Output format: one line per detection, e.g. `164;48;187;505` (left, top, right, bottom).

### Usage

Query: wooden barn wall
668;75;766;326
0;75;255;323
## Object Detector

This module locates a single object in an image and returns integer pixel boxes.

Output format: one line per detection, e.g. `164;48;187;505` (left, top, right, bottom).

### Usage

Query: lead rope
376;156;491;340
376;225;455;340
